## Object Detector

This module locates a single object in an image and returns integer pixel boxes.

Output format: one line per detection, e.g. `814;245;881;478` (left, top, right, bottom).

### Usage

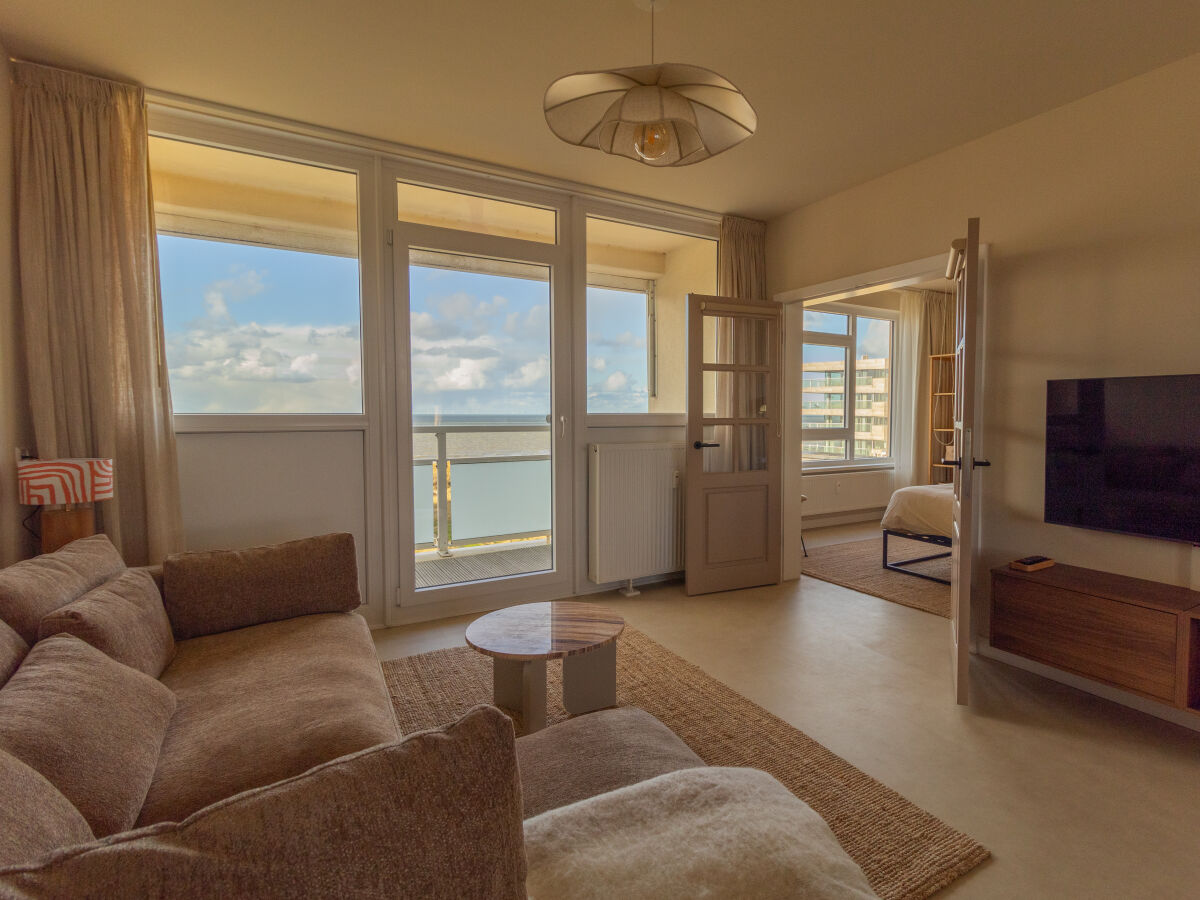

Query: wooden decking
415;544;552;589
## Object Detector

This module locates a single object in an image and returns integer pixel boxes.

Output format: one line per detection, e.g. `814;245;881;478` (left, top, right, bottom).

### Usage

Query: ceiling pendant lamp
544;1;756;167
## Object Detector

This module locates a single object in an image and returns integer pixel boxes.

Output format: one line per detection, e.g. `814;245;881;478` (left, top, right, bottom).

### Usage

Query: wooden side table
465;601;625;733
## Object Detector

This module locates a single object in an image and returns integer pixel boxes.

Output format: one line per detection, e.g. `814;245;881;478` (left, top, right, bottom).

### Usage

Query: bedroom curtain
894;289;955;488
12;61;182;565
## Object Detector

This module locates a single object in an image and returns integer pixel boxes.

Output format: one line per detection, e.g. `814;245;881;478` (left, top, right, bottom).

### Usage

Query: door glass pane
397;182;556;243
736;372;768;418
702;424;734;473
802;344;846;428
736;317;770;366
702;370;731;418
702;316;736;364
803;310;848;334
409;251;553;589
802;439;847;461
736;425;768;471
853;316;892;459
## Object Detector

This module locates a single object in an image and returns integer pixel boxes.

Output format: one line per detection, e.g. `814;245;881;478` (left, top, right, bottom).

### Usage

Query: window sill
801;462;895;475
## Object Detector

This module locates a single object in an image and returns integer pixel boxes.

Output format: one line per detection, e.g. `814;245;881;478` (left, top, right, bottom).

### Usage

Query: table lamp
17;458;115;554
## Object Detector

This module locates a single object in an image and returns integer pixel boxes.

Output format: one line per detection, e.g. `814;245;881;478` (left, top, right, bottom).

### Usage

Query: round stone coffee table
465;601;624;733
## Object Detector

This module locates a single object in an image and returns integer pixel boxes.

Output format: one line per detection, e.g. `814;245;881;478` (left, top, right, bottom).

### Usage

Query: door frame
379;160;576;622
773;249;989;615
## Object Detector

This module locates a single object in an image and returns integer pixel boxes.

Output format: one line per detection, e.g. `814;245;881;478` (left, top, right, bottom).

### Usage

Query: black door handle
941;458;961;468
693;441;720;449
973;459;991;467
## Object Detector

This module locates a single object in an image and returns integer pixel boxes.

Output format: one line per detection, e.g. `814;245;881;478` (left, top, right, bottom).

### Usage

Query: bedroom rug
802;536;952;618
382;627;988;900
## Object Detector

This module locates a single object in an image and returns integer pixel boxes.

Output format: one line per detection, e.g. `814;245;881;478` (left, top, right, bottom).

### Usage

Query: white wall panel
175;431;373;620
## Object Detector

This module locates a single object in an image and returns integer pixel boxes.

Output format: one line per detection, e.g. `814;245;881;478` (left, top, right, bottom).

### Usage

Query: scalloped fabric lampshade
17;458;115;506
544;63;756;167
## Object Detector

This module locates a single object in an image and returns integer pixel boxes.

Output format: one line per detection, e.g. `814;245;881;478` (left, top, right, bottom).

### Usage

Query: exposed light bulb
633;122;671;161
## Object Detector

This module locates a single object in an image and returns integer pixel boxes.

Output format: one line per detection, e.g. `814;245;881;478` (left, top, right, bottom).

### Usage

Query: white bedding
881;483;954;538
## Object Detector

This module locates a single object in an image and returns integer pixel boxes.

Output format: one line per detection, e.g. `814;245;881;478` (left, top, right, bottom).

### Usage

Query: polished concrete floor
373;524;1200;900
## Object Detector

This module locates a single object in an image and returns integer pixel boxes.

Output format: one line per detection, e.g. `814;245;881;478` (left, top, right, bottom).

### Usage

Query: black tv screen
1045;375;1200;544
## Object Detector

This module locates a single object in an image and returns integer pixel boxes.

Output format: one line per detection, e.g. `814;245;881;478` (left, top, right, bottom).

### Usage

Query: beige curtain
13;62;182;565
896;289;955;486
717;215;767;301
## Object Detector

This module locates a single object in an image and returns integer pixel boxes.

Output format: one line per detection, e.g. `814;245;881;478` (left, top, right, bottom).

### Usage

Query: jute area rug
383;627;988;900
803;536;952;618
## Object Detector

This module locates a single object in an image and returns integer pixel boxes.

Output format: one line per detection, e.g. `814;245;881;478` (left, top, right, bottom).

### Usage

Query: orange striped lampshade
17;458;115;506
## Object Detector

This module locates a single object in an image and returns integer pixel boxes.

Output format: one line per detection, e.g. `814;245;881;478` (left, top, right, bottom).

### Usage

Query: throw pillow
0;534;126;644
0;635;177;837
162;532;360;639
38;568;176;677
0;620;28;689
524;766;879;899
0;749;93;869
0;705;527;899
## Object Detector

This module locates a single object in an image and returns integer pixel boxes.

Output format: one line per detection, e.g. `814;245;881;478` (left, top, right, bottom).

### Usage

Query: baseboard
979;643;1200;734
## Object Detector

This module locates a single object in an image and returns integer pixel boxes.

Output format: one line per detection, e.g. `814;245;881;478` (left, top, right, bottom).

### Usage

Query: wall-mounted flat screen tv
1045;375;1200;545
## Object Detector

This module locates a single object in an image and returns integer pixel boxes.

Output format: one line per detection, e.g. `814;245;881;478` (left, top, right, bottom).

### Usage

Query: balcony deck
415;544;552;590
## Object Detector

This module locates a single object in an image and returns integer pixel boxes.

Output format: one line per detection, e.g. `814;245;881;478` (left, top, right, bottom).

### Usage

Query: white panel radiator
588;442;686;585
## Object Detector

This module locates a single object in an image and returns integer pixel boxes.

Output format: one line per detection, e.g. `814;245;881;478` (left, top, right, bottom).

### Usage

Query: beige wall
0;44;36;565
769;53;1200;597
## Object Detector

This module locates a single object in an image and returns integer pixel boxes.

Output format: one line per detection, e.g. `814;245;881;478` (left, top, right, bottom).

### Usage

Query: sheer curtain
13;62;182;565
712;215;767;471
893;289;954;488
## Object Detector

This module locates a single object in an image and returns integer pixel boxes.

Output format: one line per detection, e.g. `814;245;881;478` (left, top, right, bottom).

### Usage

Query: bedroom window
800;308;894;465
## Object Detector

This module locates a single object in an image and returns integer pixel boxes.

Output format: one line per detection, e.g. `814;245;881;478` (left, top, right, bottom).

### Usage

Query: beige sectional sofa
0;532;875;898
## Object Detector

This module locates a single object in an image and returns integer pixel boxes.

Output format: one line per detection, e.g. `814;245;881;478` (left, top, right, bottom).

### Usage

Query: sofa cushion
524;766;878;900
0;534;125;643
38;569;175;677
516;706;705;818
0;706;527;900
0;635;176;837
162;532;360;639
138;612;399;826
0;620;28;688
0;749;94;869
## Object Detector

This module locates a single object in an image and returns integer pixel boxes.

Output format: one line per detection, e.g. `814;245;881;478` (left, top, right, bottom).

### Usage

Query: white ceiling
3;1;1199;220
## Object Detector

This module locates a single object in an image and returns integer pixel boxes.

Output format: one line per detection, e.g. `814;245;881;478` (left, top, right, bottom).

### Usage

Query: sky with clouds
158;236;650;417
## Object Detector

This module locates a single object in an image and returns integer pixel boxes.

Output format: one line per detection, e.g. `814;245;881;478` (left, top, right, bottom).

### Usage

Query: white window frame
799;302;898;470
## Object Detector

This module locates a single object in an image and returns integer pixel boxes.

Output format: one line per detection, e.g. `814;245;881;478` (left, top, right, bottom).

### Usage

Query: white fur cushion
524;766;878;899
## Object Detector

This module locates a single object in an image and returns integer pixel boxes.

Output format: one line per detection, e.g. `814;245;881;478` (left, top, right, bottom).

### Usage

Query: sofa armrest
0;705;527;899
161;533;360;639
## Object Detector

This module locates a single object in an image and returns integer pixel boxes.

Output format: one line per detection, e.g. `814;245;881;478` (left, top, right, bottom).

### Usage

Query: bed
880;483;955;585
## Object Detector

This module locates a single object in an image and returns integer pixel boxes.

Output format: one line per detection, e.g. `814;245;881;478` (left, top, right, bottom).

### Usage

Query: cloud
504;355;549;388
591;357;607;371
600;371;629;392
433;357;497;391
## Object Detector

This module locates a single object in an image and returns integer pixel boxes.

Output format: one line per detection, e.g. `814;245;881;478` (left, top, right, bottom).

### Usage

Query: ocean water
411;413;551;461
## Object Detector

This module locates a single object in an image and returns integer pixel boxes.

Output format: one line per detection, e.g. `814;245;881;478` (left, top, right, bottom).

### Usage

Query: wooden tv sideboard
990;563;1200;712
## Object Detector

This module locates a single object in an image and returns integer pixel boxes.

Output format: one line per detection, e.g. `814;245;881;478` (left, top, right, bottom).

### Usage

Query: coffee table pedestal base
493;658;547;733
491;641;618;734
563;641;617;714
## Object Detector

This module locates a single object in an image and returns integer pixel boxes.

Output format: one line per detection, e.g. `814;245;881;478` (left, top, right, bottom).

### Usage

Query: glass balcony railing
413;422;552;558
